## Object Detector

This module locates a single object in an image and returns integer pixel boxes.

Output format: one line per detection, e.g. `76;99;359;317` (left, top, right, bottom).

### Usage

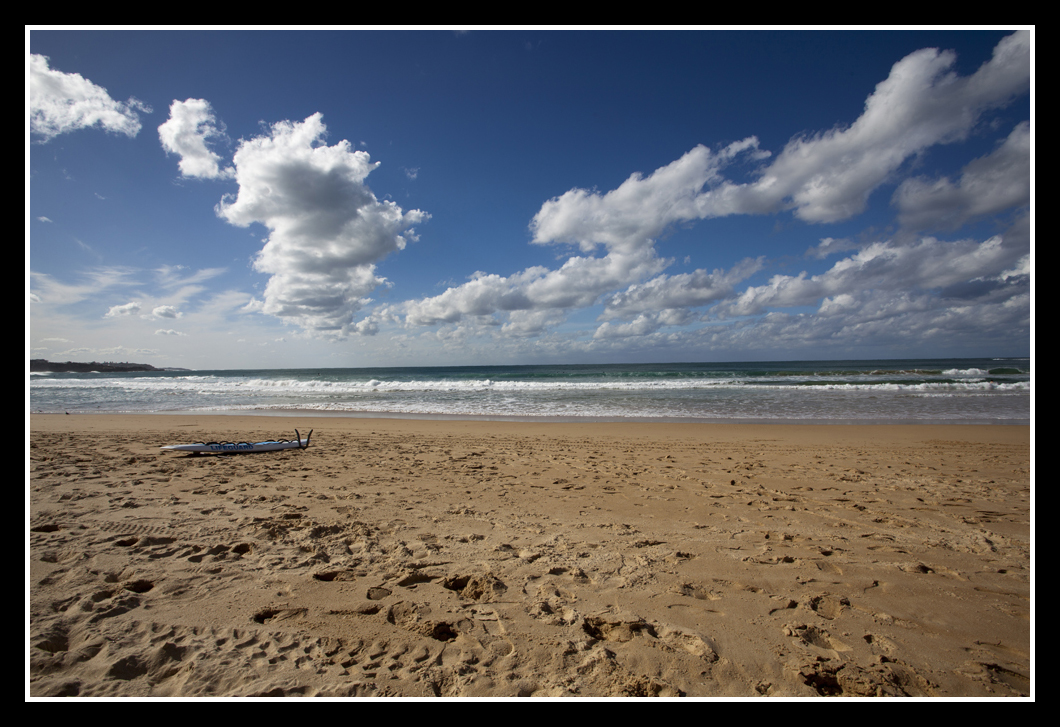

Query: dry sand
28;414;1031;698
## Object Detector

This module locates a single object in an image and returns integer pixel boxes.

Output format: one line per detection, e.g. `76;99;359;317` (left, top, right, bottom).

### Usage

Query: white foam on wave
30;373;1031;396
28;364;1031;421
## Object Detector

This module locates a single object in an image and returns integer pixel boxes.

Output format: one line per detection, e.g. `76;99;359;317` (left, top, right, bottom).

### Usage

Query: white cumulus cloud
602;257;764;320
893;121;1030;231
151;305;182;319
527;30;1030;247
158;99;234;179
104;301;142;317
30;54;151;141
530;139;764;253
712;230;1026;320
733;30;1030;223
215;113;428;335
400;247;669;330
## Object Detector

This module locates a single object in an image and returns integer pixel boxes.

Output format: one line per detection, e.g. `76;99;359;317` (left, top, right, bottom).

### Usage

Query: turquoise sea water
29;358;1030;423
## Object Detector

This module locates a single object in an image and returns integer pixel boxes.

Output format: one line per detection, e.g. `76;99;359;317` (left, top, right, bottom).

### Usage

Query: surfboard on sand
161;429;312;454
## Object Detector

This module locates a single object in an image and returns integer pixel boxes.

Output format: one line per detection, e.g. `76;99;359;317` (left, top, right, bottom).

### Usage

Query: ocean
28;358;1030;424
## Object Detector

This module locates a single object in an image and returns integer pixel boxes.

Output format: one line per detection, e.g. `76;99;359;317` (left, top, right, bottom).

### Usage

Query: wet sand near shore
28;414;1031;697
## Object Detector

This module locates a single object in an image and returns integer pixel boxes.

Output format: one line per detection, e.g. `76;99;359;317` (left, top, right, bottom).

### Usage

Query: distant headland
29;359;186;373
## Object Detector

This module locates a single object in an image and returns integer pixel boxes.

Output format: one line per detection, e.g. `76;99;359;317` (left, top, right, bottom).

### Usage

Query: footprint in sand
785;623;851;653
653;624;719;662
808;594;850;620
385;601;459;642
673;582;723;604
582;612;656;643
441;573;507;602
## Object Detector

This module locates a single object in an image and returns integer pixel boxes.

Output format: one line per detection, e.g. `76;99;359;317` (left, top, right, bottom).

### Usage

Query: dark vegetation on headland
30;359;176;373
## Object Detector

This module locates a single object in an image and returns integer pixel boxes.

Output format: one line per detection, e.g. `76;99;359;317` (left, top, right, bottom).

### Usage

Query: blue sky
28;28;1032;369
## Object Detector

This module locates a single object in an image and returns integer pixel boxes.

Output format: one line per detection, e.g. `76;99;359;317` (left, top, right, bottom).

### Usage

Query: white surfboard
161;429;312;454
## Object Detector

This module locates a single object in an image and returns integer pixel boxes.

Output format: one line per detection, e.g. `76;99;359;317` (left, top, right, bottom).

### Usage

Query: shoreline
29;414;1031;697
28;413;1034;443
27;409;1031;426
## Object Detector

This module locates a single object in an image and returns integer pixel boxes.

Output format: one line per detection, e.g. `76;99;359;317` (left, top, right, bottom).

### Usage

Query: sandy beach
28;414;1031;698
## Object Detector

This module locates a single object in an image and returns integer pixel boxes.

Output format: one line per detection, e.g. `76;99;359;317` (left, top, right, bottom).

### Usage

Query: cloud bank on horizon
28;30;1031;367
